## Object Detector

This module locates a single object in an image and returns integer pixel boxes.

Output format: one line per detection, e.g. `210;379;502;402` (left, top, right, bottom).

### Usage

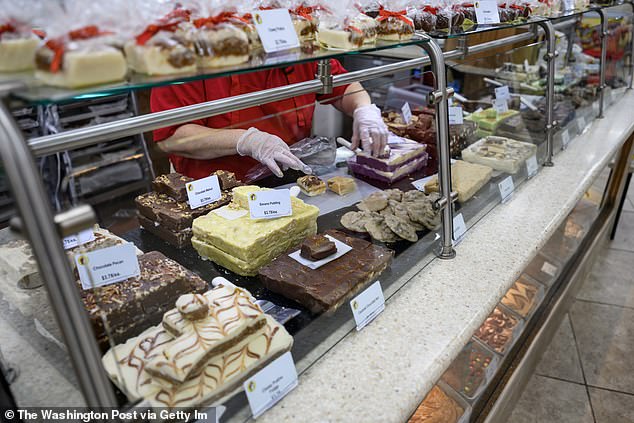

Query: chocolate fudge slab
300;234;336;261
152;173;193;202
80;251;208;350
135;191;230;232
259;230;394;314
138;214;192;248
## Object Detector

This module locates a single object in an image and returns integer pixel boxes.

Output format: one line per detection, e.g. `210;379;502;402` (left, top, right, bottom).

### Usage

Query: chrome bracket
317;59;333;95
428;87;455;105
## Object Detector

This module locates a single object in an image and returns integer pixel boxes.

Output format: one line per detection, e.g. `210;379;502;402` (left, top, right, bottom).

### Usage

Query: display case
0;2;633;422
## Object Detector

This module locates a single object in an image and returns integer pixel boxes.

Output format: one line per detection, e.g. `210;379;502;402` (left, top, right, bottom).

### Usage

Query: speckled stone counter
257;92;634;423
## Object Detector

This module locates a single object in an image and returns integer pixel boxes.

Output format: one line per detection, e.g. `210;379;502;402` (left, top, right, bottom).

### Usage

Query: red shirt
151;60;349;180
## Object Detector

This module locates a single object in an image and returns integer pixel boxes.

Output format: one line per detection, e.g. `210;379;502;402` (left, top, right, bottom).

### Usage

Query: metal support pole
0;100;118;408
626;1;634;89
317;59;333;95
597;8;608;118
537;21;557;167
420;38;456;260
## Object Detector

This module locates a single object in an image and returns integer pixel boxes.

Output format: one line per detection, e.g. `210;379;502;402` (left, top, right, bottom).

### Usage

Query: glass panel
427;16;548;40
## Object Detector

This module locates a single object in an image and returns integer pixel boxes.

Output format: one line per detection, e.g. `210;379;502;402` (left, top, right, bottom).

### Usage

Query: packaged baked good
375;1;414;41
318;0;377;49
34;0;127;87
409;4;438;32
124;2;196;75
0;0;41;72
297;175;327;196
288;0;320;42
189;0;250;68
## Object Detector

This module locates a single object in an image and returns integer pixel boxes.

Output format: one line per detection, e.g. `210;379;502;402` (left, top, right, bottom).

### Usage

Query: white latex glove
236;128;312;178
351;104;389;157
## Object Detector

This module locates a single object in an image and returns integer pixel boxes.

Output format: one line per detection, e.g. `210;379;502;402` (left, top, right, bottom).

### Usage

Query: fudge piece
144;286;266;383
474;306;522;354
135;191;230;232
355;136;427;172
318;14;377;50
327;176;357;196
81;251;208;350
102;314;292;409
376;9;414;41
215;170;241;190
194;21;250;68
192;186;319;276
501;277;541;317
461;136;537;174
348;154;428;185
297;175;326;197
259;230;393;314
408;385;465;423
442;339;494;399
152;173;193;202
465;108;519;133
0;29;39;72
300;234;337;261
138;214;192;248
424;160;493;203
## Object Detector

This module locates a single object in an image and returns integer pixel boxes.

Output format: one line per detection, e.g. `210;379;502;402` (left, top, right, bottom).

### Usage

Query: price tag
251;9;300;53
453;213;467;245
498;176;515;203
563;0;575;11
63;228;95;250
350;281;385;331
449;106;464;124
577;117;586;133
75;243;140;290
562;129;571;149
401;102;413;124
526;155;539;178
243;352;298;419
494;98;509;114
495;85;510;101
475;0;501;24
186;175;222;209
249;189;292;219
541;261;558;277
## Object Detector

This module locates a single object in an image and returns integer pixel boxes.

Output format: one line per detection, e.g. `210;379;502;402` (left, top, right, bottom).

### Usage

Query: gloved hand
351;104;389;157
237;128;312;178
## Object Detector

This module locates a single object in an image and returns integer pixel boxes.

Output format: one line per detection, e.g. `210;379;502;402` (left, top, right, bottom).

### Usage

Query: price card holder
498;176;515;203
495;85;510;101
453;213;467;245
63;228;95;250
449;106;464;125
252;9;300;53
561;129;571;149
186;175;222;209
350;281;385;331
244;352;298;419
526;155;539;179
249;189;292;219
75;243;140;290
475;0;501;24
577;117;586;133
494;98;509;115
401;102;412;124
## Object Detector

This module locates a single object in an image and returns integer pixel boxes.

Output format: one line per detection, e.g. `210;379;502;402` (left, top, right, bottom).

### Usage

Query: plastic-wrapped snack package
510;0;533;20
234;2;263;49
359;0;382;18
318;0;377;49
530;0;553;16
435;0;463;30
498;0;519;23
454;2;477;25
409;2;438;33
285;0;321;42
188;0;250;68
124;1;196;76
375;0;415;41
0;0;42;72
34;0;127;87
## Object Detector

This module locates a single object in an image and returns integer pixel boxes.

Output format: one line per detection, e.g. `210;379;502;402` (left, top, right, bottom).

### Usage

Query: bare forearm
334;82;372;116
157;124;246;160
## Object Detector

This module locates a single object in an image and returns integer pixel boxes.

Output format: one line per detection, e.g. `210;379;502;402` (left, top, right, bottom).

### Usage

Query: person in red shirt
151;59;388;181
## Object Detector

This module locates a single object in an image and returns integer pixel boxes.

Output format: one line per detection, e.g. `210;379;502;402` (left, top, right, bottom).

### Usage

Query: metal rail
538;20;558;166
597;7;609;118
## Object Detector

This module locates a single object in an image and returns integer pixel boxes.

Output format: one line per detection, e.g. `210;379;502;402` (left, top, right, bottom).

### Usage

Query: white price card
75;243;140;290
449;106;464;124
495;85;510;101
251;9;300;53
577;117;586;133
249;189;292;219
63;228;95;250
475;0;501;24
561;129;571;149
402;102;413;124
526;155;539;178
186;175;222;209
244;352;298;419
494;98;509;114
213;205;248;221
498;176;515;203
350;280;385;331
563;0;575;11
541;261;558;277
453;213;467;245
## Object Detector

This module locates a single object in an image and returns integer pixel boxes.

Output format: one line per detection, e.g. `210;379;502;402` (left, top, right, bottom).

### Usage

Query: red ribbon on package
0;23;16;36
136;8;191;46
45;25;112;73
422;6;438;15
194;12;237;28
293;6;315;21
377;7;414;27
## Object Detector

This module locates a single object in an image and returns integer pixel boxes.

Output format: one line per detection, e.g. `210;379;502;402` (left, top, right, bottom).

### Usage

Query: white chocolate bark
318;26;361;50
124;41;196;76
36;48;126;88
0;37;39;72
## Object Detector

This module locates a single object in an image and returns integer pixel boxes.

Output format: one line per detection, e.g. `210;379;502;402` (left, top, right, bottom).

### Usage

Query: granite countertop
257;92;634;423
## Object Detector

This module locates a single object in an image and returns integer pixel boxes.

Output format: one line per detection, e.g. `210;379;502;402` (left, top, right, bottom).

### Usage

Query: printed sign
494;98;509;114
475;1;501;24
186;175;222;209
402;102;413;124
249;189;292;219
244;352;298;418
75;243;140;290
526;155;539;178
252;9;301;53
498;176;515;203
350;281;385;331
453;213;467;245
63;228;95;250
495;85;510;101
449;106;464;124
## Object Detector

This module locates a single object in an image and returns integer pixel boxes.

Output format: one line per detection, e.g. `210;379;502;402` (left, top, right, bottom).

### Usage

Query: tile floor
509;187;634;423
